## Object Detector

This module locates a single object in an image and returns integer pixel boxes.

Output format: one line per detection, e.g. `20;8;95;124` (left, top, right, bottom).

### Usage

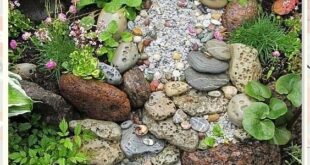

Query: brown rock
207;114;220;122
59;74;131;122
123;68;151;108
222;0;259;31
182;142;281;165
133;27;143;36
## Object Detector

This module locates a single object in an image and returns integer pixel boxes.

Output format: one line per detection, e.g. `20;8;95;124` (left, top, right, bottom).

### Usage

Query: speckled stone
173;90;229;116
99;62;122;85
187;51;228;73
144;91;176;121
121;122;165;158
185;67;229;91
221;85;238;99
69;119;121;141
12;63;37;79
112;42;140;73
190;117;210;132
200;0;228;9
227;94;252;127
164;81;189;97
229;43;262;92
205;39;230;61
142;111;199;151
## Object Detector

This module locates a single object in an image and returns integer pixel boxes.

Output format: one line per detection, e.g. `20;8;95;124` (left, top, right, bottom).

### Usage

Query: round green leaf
80;16;95;30
103;1;122;13
121;31;133;42
268;98;288;119
275;74;300;95
287;80;301;107
245;81;271;101
106;21;118;34
243;102;270;119
243;118;275;140
269;127;291;145
98;31;112;42
124;0;142;7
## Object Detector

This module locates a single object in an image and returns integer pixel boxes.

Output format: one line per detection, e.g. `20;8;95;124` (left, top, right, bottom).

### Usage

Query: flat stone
97;9;127;38
99;62;122;85
199;0;228;9
173;109;188;124
190;117;210;132
121;122;165;158
227;94;252;127
112;42;140;73
12;63;37;79
81;139;124;165
142;111;199;151
207;90;222;97
187;51;228;73
173;90;229;116
69;119;121;141
205;39;230;60
185;67;229;91
144;91;176;121
229;43;262;92
164;81;189;97
59;74;131;122
221;85;238;99
123;68;151;108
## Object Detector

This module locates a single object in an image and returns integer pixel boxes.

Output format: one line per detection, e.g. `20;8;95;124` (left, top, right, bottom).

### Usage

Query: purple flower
214;31;223;41
22;32;31;41
45;60;57;70
58;13;67;22
272;51;281;57
9;40;17;49
44;17;52;24
69;5;77;14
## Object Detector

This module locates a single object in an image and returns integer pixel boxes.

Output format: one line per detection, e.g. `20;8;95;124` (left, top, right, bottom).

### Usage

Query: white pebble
211;19;221;25
133;36;142;43
203;20;211;28
140;10;148;18
205;13;212;20
153;54;161;61
175;62;185;70
154;71;162;80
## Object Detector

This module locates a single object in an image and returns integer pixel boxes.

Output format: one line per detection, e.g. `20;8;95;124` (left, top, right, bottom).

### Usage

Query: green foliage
245;81;271;101
9;44;28;64
199;137;216;148
275;74;301;107
283;143;302;165
31;19;76;80
9;8;32;38
62;48;103;80
199;124;225;149
77;0;142;20
9;114;96;165
80;16;95;31
8;71;33;117
212;124;224;137
243;74;301;145
229;15;301;65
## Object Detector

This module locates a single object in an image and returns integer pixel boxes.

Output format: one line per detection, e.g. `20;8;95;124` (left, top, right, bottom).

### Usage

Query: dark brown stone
182;142;281;165
59;74;131;122
123;68;151;108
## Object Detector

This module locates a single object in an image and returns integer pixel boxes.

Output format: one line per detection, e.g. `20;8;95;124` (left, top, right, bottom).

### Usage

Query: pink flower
69;5;77;14
44;17;52;24
9;40;17;49
45;60;57;70
214;31;223;41
272;51;281;57
22;32;31;40
58;13;67;22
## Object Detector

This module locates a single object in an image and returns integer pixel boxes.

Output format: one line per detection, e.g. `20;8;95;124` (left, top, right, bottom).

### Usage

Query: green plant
242;74;301;145
283;143;302;165
31;19;77;80
199;124;225;149
77;0;142;20
62;47;103;80
9;114;96;165
229;15;301;65
9;71;33;117
9;8;32;38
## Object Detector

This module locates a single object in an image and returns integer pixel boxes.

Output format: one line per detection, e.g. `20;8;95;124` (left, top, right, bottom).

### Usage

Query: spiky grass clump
229;15;301;65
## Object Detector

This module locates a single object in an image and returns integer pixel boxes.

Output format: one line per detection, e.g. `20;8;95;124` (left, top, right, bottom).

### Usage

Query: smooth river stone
187;51;229;73
185;67;229;91
164;81;189;97
200;0;228;9
227;94;252;127
112;42;140;73
190;117;210;132
205;39;231;60
98;62;122;85
173;109;189;124
121;122;165;158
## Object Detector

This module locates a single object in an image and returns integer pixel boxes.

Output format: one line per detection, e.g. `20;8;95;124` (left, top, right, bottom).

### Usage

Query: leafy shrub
9;8;32;38
243;74;301;145
31;19;77;80
9;71;33;117
62;47;103;80
229;15;301;65
77;0;142;20
9;115;95;165
199;124;225;149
